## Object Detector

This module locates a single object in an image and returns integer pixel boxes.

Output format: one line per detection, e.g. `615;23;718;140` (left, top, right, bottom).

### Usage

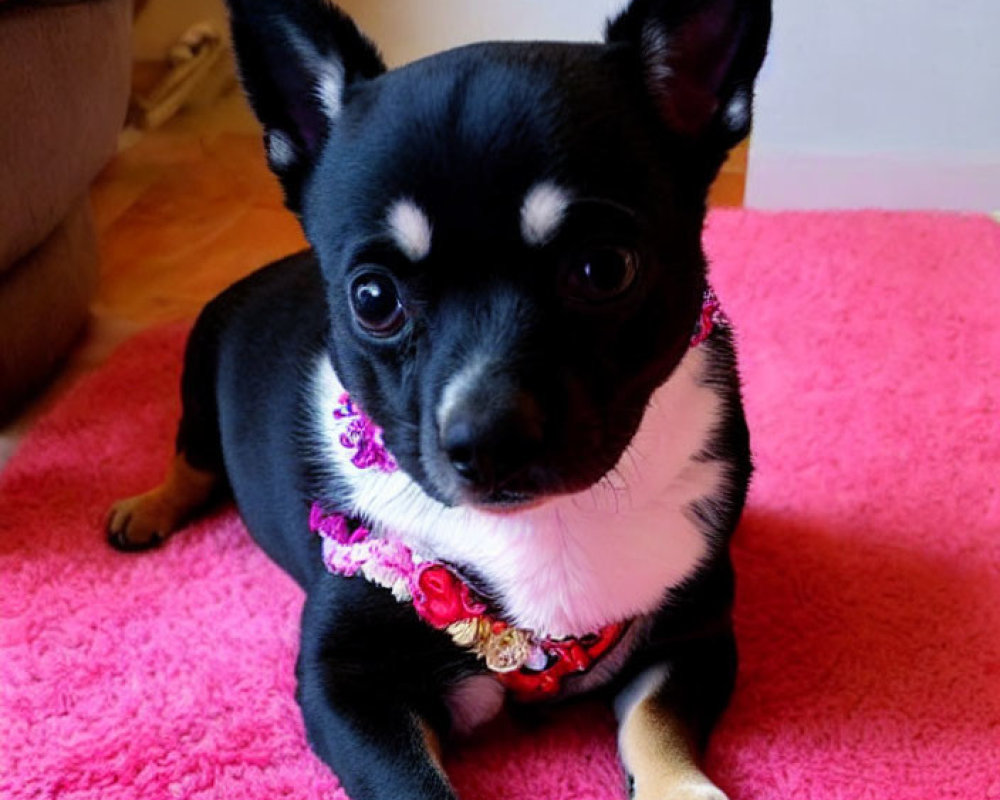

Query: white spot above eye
387;199;433;262
267;130;296;168
520;181;571;247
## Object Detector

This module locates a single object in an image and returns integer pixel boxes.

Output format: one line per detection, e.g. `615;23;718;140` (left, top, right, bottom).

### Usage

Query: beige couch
0;0;132;422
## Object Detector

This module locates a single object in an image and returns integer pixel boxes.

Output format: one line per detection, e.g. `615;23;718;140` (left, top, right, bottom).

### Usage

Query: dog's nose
440;399;543;491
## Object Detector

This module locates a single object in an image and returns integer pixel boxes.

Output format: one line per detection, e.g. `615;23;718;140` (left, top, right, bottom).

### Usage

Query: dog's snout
440;397;543;492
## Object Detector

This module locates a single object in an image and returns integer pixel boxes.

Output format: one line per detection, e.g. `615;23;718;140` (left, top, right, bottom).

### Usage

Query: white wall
146;0;999;212
747;0;1000;211
337;0;629;67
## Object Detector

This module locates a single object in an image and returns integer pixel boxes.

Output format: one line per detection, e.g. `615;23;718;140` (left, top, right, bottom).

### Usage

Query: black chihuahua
108;1;771;797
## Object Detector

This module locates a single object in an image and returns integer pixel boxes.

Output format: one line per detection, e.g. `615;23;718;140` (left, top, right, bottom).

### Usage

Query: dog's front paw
106;454;218;552
630;777;729;800
671;783;729;800
105;491;176;552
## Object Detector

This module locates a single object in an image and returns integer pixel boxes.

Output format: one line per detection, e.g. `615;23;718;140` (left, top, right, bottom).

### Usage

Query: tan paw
632;778;729;800
672;782;729;800
106;490;180;552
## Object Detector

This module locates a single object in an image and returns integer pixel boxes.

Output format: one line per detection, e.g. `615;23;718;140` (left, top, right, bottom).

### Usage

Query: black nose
440;399;543;491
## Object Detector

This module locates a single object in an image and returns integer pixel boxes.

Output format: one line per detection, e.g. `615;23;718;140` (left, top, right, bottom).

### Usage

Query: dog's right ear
226;0;385;212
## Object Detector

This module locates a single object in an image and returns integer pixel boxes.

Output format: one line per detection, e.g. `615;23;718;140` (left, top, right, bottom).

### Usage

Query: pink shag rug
2;210;999;799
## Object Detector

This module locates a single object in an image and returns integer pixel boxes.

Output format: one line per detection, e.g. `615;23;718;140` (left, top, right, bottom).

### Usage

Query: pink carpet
2;210;999;799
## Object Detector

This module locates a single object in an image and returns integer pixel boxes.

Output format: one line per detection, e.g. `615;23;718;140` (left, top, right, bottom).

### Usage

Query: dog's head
227;0;770;510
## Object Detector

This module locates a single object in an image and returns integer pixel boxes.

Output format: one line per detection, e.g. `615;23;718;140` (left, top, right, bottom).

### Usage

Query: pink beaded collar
310;287;725;700
308;404;628;701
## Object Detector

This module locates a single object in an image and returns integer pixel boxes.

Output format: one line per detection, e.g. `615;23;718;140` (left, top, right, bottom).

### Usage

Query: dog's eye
350;272;406;337
562;248;638;304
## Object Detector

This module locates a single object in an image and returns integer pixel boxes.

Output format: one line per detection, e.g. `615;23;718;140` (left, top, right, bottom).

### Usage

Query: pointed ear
607;0;771;147
226;0;386;212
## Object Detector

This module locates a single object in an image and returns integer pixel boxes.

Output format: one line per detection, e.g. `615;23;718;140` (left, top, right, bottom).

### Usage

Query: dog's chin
428;467;597;515
419;456;551;514
465;489;548;515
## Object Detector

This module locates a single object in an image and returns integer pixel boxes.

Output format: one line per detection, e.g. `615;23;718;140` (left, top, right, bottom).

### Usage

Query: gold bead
483;628;532;673
446;619;480;648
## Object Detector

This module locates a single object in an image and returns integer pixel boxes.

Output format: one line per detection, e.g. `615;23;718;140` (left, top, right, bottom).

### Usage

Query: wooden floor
91;90;306;326
0;87;746;465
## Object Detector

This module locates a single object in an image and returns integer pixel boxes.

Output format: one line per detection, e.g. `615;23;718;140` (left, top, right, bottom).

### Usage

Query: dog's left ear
607;0;771;147
226;0;386;212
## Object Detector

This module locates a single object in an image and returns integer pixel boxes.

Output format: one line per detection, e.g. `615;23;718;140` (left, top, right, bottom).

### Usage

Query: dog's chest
311;347;727;640
394;460;721;638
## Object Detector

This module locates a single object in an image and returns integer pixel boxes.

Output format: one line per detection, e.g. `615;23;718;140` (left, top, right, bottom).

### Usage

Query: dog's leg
617;676;725;800
296;585;458;800
615;633;737;800
420;718;448;778
106;451;219;551
298;695;456;800
107;299;229;552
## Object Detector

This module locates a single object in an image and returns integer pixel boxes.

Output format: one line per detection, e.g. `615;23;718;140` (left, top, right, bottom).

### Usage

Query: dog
107;0;770;797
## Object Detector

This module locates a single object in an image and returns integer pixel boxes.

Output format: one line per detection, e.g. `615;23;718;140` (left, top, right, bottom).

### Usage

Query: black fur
229;0;386;210
125;1;770;797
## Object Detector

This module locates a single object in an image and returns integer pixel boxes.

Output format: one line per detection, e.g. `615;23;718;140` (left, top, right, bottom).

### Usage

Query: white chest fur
310;347;724;639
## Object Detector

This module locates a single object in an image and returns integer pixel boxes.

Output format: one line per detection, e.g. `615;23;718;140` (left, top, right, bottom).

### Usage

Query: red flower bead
413;565;475;628
459;582;487;617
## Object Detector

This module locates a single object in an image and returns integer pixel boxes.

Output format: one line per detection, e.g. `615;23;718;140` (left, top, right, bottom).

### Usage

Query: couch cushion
0;195;100;421
0;0;132;270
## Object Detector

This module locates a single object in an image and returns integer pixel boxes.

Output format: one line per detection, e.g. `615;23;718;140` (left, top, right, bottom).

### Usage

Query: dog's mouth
472;489;546;514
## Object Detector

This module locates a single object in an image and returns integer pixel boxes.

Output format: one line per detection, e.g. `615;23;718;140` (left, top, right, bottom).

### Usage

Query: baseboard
746;150;1000;212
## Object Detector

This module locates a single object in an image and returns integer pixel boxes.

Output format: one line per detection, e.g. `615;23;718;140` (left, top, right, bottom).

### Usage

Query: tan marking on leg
418;718;447;780
618;674;728;800
107;452;218;549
